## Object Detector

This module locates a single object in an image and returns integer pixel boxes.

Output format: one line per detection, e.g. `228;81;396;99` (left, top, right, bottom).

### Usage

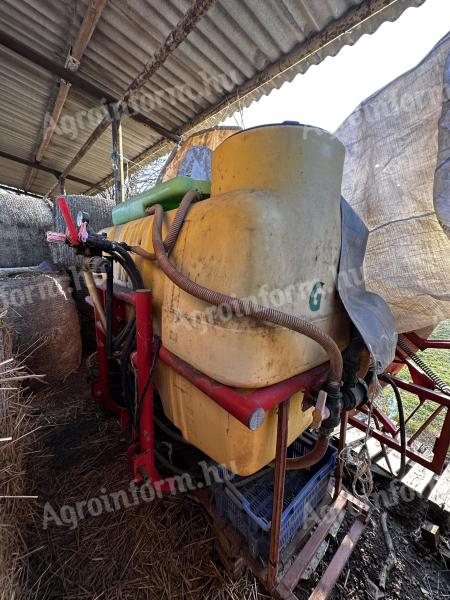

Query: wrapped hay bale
51;194;115;268
0;193;52;267
0;271;81;383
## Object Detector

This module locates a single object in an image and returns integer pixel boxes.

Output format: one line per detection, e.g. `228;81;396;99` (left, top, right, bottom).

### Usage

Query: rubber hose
379;373;407;478
113;246;144;289
111;252;139;348
131;190;202;261
285;431;329;470
151;203;343;387
151;201;341;470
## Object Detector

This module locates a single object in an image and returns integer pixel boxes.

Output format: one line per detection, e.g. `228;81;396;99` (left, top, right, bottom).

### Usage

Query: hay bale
51;195;115;268
0;193;52;267
0;271;81;383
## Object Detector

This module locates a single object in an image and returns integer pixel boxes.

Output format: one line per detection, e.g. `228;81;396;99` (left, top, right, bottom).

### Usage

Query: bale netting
0;193;52;267
0;271;81;383
51;194;115;268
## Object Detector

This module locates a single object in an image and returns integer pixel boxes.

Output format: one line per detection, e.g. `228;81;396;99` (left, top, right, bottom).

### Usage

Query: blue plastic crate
214;432;337;559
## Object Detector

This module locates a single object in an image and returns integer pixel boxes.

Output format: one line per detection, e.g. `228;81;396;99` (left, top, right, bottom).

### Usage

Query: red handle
57;196;79;245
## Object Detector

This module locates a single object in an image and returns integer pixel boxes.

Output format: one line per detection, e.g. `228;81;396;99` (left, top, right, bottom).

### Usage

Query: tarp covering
336;31;450;334
338;199;397;372
158;127;240;182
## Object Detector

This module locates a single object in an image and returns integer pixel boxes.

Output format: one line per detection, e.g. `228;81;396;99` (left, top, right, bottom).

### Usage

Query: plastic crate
214;432;337;559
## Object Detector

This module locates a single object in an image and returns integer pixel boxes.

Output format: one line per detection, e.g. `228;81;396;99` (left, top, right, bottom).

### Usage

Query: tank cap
281;120;301;126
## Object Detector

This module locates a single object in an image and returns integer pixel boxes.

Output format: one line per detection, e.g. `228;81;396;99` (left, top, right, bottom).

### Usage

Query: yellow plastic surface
106;124;350;474
155;361;314;475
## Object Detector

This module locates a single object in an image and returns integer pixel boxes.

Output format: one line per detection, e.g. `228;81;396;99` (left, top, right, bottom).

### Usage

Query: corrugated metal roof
0;0;425;197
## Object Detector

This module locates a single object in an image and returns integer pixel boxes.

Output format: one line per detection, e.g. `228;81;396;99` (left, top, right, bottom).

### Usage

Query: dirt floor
11;366;450;599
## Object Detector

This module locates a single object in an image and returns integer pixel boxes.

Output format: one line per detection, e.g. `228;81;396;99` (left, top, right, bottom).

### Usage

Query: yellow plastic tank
106;124;350;475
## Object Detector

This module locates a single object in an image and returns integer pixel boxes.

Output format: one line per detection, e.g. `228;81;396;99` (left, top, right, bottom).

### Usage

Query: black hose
112;250;142;290
120;326;136;425
154;415;188;445
105;258;114;358
379;373;407;478
110;251;140;349
112;246;144;289
136;336;161;430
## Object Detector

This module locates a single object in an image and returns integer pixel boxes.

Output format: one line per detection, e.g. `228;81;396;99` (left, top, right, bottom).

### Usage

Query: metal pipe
334;410;348;499
118;120;125;202
267;398;289;590
110;105;122;204
135;290;154;453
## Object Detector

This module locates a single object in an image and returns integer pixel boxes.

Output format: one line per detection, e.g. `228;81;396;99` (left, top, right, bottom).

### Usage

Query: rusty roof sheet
0;0;425;196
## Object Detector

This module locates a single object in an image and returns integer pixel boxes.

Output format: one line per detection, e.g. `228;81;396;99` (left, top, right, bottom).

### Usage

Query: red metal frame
88;281;369;597
349;332;450;475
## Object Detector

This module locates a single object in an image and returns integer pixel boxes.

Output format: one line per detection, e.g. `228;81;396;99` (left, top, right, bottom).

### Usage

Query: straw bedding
0;315;37;600
1;366;264;599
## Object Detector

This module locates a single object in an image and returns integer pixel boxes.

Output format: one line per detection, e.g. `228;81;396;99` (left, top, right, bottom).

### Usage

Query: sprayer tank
107;124;349;474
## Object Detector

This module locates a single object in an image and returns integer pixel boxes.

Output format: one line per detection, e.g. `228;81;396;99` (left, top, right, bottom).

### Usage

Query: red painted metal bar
431;405;450;473
133;290;170;489
267;398;290;591
159;346;265;429
357;404;398;437
401;400;425;433
247;363;329;408
395;350;436;390
405;331;450;350
408;404;445;445
159;346;328;430
89;291;124;415
95;279;136;305
135;290;154;453
389;377;450;408
348;414;442;472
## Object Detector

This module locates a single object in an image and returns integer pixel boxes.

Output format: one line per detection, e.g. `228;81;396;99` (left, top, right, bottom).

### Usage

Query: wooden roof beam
23;0;108;192
45;0;215;197
0;149;96;188
0;32;180;144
